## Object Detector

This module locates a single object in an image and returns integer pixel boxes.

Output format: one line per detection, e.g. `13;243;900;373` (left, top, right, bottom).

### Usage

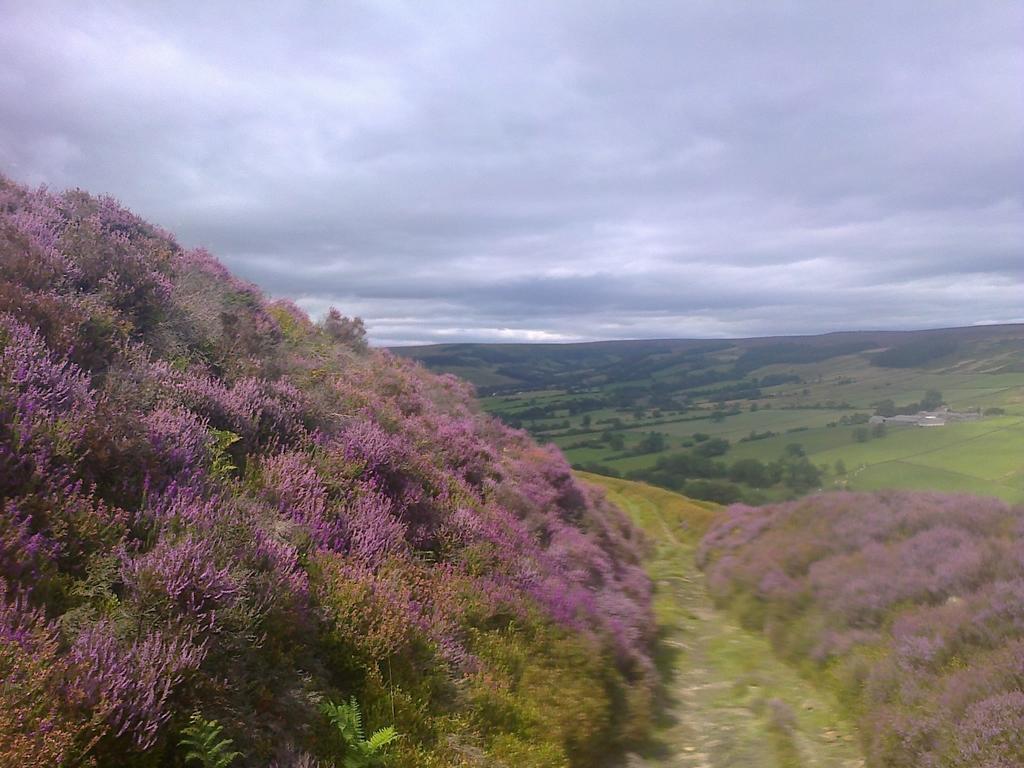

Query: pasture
402;327;1024;503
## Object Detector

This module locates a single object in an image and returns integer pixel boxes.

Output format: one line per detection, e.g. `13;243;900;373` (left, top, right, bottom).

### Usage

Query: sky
1;1;1022;346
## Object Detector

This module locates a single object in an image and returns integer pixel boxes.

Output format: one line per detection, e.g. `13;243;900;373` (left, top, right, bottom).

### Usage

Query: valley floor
578;474;865;768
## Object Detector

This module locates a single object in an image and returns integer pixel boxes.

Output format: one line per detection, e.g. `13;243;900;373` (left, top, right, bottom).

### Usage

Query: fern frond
322;696;398;767
349;696;365;741
366;727;399;751
180;712;242;768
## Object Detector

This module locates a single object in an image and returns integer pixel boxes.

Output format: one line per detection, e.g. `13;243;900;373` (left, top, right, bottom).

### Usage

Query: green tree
782;456;822;493
602;431;625;451
634;432;667;454
322;308;368;351
729;458;771;488
921;389;944;410
873;399;896;417
694;437;730;457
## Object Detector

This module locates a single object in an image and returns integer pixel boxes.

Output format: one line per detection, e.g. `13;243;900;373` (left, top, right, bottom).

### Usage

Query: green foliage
179;713;241;768
465;622;632;768
322;697;399;768
632;431;666;455
728;458;771;487
208;428;240;480
603;431;625;451
921;388;944;410
694;436;730;457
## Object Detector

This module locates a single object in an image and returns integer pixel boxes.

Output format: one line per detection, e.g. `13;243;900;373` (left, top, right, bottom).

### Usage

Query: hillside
700;491;1024;767
396;326;1024;394
397;328;1024;504
0;176;655;767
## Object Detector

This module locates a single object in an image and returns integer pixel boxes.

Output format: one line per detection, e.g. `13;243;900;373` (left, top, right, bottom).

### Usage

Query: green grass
409;327;1024;503
577;473;864;768
808;418;1024;502
846;461;1022;501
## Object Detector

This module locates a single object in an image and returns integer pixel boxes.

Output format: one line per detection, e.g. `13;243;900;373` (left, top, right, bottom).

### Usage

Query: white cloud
1;0;1021;344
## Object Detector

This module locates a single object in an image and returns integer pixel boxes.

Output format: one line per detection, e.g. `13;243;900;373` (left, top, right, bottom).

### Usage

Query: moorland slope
701;491;1024;767
0;176;655;767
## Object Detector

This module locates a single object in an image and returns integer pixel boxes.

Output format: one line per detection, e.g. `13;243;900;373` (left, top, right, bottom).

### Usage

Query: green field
399;325;1024;504
552;366;1024;504
578;473;864;768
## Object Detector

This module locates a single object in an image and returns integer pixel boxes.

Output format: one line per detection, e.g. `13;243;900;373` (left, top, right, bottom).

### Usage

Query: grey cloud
1;1;1021;345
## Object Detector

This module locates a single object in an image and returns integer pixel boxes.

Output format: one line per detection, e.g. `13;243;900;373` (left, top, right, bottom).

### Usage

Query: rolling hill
396;326;1024;504
396;325;1024;395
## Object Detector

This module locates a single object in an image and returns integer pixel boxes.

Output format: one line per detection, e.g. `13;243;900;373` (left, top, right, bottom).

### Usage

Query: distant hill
395;324;1024;395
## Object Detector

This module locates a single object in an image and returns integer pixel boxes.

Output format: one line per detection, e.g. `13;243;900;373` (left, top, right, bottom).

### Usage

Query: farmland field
398;325;1024;504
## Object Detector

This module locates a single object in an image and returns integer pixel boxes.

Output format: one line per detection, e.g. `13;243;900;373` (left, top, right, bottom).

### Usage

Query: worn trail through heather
577;473;865;768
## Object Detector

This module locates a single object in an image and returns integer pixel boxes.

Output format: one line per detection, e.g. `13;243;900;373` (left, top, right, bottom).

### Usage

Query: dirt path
578;473;865;768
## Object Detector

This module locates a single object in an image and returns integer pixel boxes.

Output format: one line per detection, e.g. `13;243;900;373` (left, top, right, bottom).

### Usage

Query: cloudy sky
2;1;1022;345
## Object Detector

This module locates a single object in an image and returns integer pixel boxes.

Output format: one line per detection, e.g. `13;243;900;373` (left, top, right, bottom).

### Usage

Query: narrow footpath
578;473;865;768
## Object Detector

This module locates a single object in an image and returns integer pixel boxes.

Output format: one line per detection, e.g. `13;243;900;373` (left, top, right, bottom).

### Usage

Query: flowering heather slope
700;491;1024;768
0;176;655;767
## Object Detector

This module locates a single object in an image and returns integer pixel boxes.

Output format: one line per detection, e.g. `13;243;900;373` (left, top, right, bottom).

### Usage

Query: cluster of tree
778;400;853;410
828;412;871;427
873;389;944;416
739;429;778;442
710;406;742;422
623;442;822;504
649;394;689;411
708;384;762;403
631;432;668;455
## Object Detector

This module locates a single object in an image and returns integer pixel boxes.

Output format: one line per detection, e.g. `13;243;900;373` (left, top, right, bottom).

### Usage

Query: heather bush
0;175;654;766
0;581;106;766
701;491;1024;766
